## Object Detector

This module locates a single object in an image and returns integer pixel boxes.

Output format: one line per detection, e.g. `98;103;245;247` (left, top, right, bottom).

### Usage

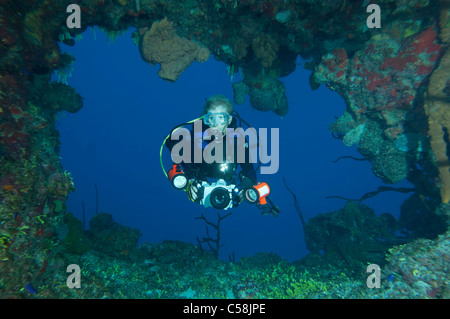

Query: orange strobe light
245;182;271;205
168;164;187;189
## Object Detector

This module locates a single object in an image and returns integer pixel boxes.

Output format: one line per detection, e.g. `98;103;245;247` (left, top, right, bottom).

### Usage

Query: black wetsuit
165;119;257;185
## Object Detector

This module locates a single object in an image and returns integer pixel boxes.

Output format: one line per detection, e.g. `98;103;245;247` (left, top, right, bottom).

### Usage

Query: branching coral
139;18;210;82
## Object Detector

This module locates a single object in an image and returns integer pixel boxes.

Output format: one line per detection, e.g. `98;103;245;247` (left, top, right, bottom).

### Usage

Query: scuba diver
161;95;280;216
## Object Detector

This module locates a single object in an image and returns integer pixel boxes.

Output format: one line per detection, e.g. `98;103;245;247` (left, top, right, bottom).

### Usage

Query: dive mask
203;112;230;127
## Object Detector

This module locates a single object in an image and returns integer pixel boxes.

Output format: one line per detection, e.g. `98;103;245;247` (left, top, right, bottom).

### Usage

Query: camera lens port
210;187;231;209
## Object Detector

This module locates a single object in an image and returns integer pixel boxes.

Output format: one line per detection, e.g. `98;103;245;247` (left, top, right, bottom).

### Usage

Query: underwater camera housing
197;179;237;210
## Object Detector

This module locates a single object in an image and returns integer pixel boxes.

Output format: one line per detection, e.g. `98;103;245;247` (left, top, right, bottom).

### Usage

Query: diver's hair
202;95;234;115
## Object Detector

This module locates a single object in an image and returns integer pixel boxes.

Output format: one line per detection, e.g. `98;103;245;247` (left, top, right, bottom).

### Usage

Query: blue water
56;27;413;262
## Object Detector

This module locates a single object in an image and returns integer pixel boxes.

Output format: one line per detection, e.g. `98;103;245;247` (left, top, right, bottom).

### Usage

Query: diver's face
206;105;232;134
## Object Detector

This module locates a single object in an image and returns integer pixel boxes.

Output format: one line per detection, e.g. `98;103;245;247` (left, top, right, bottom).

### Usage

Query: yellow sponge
424;3;450;202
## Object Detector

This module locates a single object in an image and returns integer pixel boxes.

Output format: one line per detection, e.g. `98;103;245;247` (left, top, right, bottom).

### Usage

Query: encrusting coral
252;33;279;68
139;18;210;82
424;1;450;203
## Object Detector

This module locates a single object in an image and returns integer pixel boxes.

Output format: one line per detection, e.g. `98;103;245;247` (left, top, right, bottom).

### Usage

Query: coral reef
63;213;93;254
0;0;449;299
384;231;450;298
8;206;446;299
252;33;279;68
315;25;443;136
0;2;84;296
423;1;450;203
233;73;289;116
28;236;357;299
304;201;404;269
399;193;448;239
86;213;141;259
37;82;83;114
323;21;444;187
139;18;210;82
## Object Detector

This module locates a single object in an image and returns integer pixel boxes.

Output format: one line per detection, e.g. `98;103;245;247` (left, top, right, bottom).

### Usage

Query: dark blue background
57;28;412;262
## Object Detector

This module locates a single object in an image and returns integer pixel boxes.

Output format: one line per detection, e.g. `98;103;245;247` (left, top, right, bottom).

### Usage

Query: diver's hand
190;185;198;200
236;188;245;204
186;181;199;202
